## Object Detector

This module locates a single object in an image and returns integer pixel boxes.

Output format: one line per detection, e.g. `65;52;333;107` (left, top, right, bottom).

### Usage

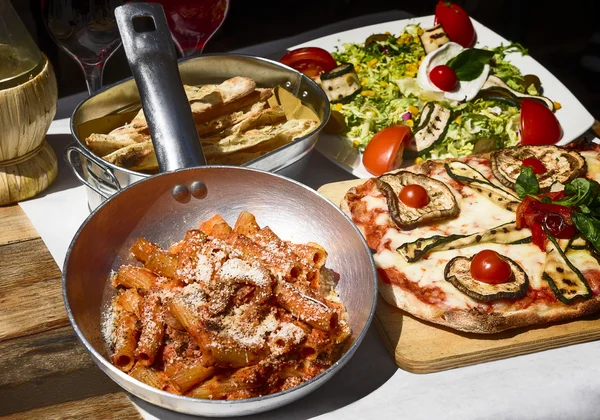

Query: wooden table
0;205;141;419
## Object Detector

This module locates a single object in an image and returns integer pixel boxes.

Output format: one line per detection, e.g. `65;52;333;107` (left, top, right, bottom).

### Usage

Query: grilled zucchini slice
445;161;521;211
543;232;592;304
398;221;530;262
408;102;451;153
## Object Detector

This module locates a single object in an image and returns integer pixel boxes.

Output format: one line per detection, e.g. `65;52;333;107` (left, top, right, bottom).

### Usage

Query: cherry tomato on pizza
400;184;430;208
470;250;513;284
520;98;562;145
362;125;412;176
434;1;476;48
521;157;547;174
280;47;337;79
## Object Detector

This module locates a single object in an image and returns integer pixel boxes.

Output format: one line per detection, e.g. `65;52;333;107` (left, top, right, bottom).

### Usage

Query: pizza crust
379;279;600;334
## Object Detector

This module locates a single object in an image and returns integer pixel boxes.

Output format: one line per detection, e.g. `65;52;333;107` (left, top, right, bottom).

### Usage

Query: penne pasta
186;365;266;399
111;311;140;372
113;266;157;290
199;214;232;239
145;248;178;278
229;234;302;282
129;362;165;389
104;211;350;400
115;288;143;317
170;360;216;393
130;237;156;263
233;211;260;236
289;242;328;269
135;295;165;366
275;282;338;332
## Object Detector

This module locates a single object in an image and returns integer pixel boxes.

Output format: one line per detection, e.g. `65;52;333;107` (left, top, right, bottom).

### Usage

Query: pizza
342;144;600;333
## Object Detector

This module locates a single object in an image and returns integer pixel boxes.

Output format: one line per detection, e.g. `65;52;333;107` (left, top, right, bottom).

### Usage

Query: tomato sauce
377;268;447;305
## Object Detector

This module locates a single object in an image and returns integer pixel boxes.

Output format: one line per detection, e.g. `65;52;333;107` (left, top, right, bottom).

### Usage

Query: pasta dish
102;211;350;399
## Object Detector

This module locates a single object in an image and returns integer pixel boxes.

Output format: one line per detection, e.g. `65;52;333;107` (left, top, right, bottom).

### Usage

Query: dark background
12;0;600;119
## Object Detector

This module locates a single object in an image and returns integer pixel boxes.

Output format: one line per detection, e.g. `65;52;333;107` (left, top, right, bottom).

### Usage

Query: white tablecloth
17;93;600;420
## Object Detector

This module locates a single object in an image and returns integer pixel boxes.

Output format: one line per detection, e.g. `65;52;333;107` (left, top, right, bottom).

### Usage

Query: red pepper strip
515;196;575;251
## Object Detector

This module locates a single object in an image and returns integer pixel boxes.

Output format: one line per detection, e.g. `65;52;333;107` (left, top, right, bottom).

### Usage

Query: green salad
330;23;541;160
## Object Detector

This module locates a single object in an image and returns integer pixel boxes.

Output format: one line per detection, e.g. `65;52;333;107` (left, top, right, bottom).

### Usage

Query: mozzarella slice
416;41;490;102
417;42;464;93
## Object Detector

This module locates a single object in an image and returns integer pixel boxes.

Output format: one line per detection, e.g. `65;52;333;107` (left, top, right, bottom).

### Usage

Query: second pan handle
114;2;206;172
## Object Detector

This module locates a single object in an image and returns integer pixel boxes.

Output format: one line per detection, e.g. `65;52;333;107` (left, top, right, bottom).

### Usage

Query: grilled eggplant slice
319;63;362;103
445;254;528;302
409;102;451;153
543;232;592;304
479;75;554;110
377;171;459;229
398;221;530;262
491;146;586;192
419;24;450;54
445;161;521;211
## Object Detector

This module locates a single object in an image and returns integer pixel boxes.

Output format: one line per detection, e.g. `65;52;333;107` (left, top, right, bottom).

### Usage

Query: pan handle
65;145;121;200
114;3;206;172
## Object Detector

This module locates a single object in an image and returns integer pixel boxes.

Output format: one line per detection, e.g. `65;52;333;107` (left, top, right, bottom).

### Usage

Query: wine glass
148;0;229;57
42;0;123;94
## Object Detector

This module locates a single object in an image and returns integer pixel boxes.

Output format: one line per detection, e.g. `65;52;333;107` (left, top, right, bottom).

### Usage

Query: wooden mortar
0;54;58;205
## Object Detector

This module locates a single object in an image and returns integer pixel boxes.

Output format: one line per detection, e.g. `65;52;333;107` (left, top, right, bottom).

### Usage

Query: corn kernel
353;140;361;147
455;116;462;124
404;71;416;78
354;65;360;72
408;105;419;116
406;119;414;128
406;63;418;73
360;90;375;97
380;80;389;87
361;78;369;86
413;36;420;44
415;157;424;164
417;28;424;36
334;103;343;111
553;101;562;110
367;58;378;67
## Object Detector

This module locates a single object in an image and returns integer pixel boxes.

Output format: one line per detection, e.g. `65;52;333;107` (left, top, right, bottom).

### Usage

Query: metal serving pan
63;3;376;417
67;50;330;210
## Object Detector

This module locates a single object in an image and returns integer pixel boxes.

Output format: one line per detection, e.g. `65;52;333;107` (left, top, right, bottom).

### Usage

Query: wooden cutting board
318;178;600;374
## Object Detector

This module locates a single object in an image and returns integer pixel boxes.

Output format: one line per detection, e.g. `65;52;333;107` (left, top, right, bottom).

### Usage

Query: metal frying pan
62;3;377;417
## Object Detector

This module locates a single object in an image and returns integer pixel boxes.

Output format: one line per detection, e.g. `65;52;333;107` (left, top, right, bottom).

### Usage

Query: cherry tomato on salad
280;47;337;79
362;125;412;176
520;98;562;145
470;250;513;284
429;65;458;91
434;1;476;48
400;184;430;208
521;157;547;175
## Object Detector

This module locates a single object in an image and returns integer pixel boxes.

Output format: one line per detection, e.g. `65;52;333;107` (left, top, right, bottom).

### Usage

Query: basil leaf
447;49;494;81
515;166;539;198
572;212;600;254
554;178;600;209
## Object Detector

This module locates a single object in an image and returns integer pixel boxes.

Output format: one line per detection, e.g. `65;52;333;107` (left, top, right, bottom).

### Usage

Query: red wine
153;0;229;55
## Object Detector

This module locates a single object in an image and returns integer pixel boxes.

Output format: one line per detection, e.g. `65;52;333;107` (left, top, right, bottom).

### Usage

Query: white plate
291;15;595;179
